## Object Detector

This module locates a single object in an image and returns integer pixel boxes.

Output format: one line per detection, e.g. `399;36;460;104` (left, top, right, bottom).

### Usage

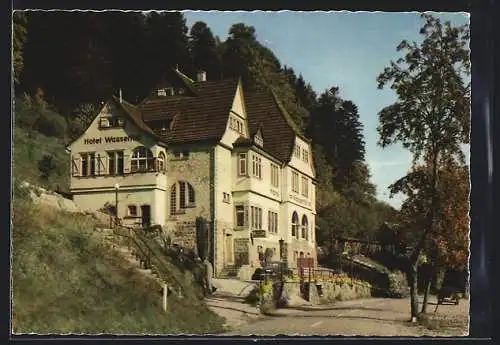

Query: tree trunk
409;260;419;321
421;277;432;314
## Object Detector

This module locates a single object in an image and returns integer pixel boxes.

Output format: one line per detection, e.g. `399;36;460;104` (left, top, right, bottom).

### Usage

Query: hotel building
67;69;317;276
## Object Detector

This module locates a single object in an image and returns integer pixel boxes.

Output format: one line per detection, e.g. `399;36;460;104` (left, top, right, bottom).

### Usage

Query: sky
183;11;470;210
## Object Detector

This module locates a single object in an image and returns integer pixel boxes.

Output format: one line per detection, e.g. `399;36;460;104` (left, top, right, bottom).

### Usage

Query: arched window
131;146;154;172
291;211;299;237
170;181;196;215
157;152;166;172
301;215;309;240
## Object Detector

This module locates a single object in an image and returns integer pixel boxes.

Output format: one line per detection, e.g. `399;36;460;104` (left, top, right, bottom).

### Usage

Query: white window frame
235;205;245;227
131;146;155;172
252;154;262;179
250;206;262;230
301;176;309;197
238;153;247;176
270;163;279;188
292;171;299;193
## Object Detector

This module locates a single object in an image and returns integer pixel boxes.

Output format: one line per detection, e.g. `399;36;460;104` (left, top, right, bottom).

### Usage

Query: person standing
204;257;213;295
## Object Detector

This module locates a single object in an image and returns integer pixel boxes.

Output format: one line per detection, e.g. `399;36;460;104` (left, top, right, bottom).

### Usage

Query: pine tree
188;21;222;80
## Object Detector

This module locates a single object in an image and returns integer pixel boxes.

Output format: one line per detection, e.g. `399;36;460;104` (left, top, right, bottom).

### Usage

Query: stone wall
280;280;372;306
169;220;197;253
318;281;372;303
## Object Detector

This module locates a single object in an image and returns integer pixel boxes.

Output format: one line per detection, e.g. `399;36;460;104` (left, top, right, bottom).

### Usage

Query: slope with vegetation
12;182;225;334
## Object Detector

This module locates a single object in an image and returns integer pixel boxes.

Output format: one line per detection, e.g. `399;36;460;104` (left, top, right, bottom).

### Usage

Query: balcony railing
71;155;166;178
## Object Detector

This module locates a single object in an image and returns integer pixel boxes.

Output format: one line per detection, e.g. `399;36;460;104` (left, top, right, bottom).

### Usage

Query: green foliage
11;202;225;334
13;11;28;84
376;14;470;164
38;154;56;181
15;93;67;139
67;102;99;141
13;124;70;194
387;270;409;298
189;21;222;80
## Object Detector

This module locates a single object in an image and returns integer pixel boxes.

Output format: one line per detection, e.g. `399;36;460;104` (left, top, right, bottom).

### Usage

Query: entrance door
141;205;151;228
225;234;233;264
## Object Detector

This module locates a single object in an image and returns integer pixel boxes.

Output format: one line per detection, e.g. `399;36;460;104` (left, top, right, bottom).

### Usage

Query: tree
143;12;193;88
308;88;369;197
377;14;470;320
13;11;28;85
189;21;222;80
68;102;99;141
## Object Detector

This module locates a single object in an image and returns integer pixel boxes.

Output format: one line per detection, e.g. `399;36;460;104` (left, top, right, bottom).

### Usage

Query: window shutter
243;204;249;227
71;157;80;176
97;155;106;175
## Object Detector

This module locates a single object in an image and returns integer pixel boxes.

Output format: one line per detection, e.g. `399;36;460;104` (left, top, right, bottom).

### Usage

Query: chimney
119;88;123;103
196;70;207;82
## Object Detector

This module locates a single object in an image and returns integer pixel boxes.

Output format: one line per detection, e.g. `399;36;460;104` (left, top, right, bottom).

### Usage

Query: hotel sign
84;135;140;145
251;230;267;238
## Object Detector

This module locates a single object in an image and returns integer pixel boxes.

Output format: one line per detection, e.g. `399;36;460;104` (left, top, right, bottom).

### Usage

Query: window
131;146;154;172
291;211;299;237
254;133;263;147
303;148;309;163
250;206;262;229
268;211;278;233
301;176;309;197
99;117;124;129
270;163;279;187
223;192;231;203
301;215;309;240
294;144;301;158
252;154;262;179
170;184;177;215
292;171;299;193
179;181;186;208
235;205;245;227
107;151;124;175
173;151;189;159
238;153;247;176
170;181;196;215
157;152;166;172
80;153;96;177
128;205;138;217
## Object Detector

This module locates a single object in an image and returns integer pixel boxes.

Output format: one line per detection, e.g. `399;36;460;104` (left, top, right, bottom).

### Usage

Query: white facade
68;75;318;277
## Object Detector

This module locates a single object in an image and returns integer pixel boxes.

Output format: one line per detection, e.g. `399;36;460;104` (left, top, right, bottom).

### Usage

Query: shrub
387;270;409;298
38;155;56;181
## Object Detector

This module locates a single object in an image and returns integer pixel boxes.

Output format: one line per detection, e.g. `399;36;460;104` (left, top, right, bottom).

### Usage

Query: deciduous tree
377;14;470;320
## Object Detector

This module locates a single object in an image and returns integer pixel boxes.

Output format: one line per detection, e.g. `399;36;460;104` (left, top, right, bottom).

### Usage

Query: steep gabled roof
244;90;297;163
140;78;239;145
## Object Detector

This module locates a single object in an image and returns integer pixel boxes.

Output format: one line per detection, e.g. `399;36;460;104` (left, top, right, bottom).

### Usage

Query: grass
12;126;70;194
11;189;225;334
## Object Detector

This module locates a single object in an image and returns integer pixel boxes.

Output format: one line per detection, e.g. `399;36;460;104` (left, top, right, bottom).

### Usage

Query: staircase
218;265;239;279
94;227;178;296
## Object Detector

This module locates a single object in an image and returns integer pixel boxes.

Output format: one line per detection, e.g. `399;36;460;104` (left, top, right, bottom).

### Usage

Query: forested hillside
13;11;398;261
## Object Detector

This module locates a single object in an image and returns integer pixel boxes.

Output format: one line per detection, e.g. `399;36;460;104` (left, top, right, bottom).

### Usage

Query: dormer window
254;132;263;147
99;117;110;128
157;87;175;97
99;116;125;129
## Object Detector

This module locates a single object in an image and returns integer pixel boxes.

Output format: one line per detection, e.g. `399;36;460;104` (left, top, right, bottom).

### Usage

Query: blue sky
183;11;470;209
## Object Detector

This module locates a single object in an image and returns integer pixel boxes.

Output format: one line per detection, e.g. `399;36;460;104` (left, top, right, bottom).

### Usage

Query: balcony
70;155;167;191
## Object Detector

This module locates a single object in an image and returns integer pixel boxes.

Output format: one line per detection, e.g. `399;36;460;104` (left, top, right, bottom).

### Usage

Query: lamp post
114;183;120;227
279;238;284;261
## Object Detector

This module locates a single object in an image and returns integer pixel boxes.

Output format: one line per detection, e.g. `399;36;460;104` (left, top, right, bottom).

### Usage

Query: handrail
111;227;151;268
113;226;185;289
